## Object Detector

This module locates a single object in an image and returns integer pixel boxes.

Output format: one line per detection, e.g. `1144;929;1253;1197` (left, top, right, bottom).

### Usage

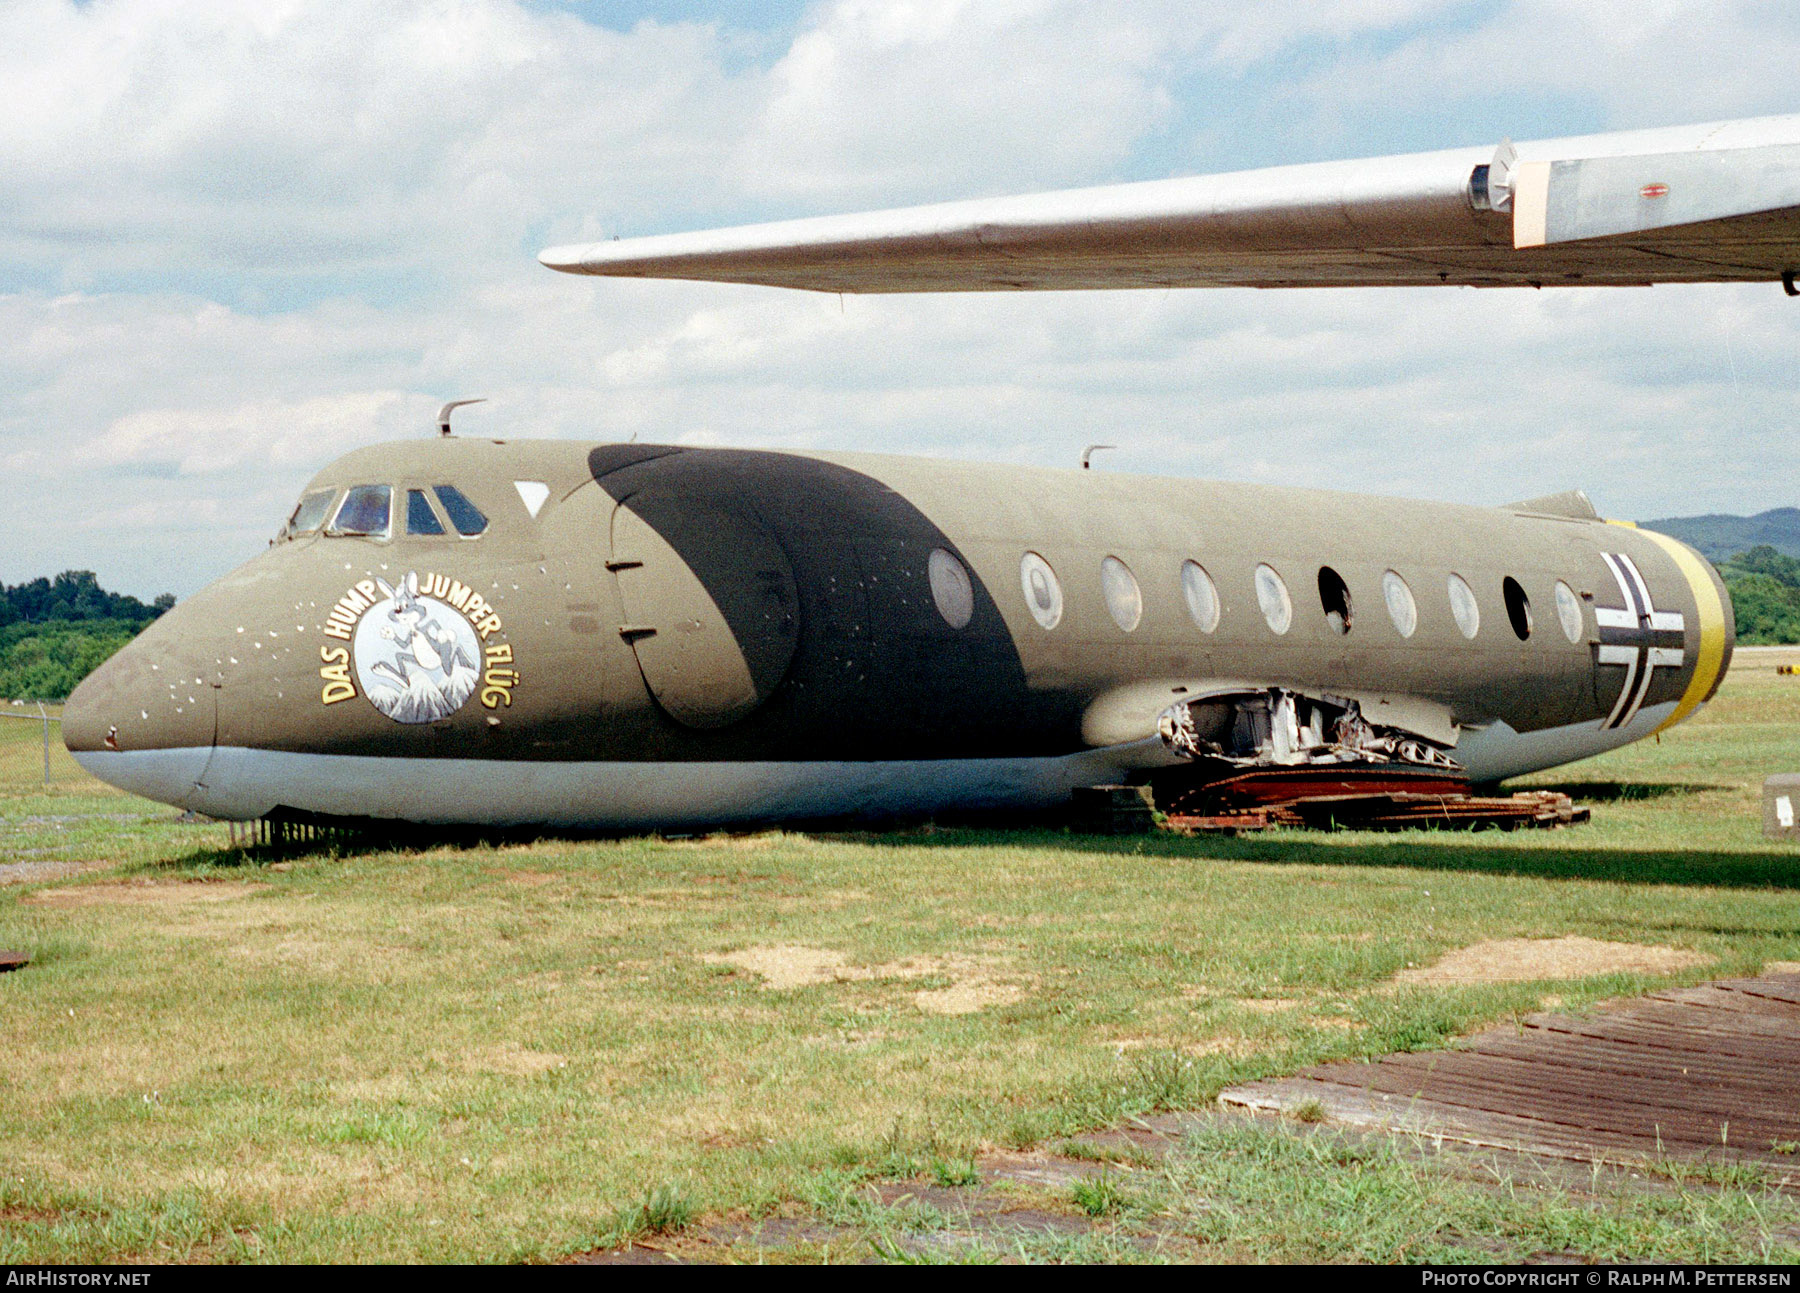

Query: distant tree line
1721;546;1800;645
0;570;173;628
0;572;173;702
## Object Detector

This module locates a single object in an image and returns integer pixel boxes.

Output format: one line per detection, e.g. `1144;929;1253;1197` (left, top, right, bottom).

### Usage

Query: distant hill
1639;510;1800;641
1642;508;1800;562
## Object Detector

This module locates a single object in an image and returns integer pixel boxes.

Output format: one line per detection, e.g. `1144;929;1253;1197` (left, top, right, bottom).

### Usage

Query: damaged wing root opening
1157;688;1461;773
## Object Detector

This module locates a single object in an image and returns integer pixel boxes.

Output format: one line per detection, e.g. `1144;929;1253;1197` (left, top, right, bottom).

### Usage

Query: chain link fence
0;703;63;787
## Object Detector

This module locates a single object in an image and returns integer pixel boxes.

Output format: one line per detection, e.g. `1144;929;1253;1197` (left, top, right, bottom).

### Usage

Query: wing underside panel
541;117;1800;293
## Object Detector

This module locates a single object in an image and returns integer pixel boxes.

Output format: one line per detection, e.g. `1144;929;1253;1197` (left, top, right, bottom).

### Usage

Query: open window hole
1503;576;1532;640
1318;566;1353;635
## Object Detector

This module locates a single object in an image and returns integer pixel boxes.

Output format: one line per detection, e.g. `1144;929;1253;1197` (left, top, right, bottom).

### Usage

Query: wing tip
538;244;594;274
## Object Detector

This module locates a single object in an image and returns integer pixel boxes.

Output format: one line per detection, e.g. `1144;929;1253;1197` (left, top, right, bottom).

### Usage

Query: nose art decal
1595;551;1685;731
318;571;520;723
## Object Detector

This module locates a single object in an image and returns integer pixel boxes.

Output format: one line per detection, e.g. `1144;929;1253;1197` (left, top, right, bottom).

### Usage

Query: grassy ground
1;653;1798;1263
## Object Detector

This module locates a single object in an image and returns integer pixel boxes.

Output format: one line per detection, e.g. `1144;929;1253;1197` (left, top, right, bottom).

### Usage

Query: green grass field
2;652;1798;1264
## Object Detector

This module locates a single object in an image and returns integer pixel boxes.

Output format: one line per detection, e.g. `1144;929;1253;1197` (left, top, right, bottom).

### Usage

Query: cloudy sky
4;0;1797;599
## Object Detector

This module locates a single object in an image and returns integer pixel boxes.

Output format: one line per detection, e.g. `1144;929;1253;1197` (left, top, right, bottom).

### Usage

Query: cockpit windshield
328;485;392;537
432;485;488;536
285;488;337;538
284;482;485;542
405;489;445;535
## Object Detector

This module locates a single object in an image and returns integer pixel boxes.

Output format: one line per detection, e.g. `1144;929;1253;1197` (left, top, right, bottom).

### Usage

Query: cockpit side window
432;485;488;536
286;488;337;537
328;485;392;538
405;489;446;536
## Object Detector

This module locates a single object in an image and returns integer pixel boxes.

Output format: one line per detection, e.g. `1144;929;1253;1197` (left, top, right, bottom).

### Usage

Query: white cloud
739;0;1176;200
0;0;751;283
88;391;422;476
1289;1;1800;132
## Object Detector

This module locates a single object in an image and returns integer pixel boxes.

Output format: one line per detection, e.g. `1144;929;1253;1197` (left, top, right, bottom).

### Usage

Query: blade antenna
437;397;487;437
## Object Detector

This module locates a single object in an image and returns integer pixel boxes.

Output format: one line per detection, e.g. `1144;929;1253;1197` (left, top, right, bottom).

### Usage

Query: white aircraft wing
540;115;1800;293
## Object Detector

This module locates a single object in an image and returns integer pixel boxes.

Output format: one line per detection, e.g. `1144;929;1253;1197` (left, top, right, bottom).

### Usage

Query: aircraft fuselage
63;438;1733;829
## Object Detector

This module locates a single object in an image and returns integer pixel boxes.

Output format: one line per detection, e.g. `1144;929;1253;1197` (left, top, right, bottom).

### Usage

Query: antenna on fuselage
1081;444;1114;470
437;397;487;437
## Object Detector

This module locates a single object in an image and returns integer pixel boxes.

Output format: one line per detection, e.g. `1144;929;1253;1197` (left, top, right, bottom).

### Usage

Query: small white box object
1765;777;1800;840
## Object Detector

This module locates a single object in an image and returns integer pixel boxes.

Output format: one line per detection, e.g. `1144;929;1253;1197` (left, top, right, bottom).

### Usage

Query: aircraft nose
61;650;120;755
64;631;216;753
63;625;219;806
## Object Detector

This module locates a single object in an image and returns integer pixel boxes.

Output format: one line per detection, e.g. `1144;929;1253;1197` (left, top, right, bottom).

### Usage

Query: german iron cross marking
1595;551;1685;731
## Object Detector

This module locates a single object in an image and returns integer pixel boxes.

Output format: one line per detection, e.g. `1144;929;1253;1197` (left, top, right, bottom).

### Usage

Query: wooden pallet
1166;789;1587;834
1221;975;1800;1166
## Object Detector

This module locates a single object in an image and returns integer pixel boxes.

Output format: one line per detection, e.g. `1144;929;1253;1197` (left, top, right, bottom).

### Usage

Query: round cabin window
1503;576;1533;641
1382;570;1417;638
1254;563;1292;635
927;548;974;629
1181;560;1220;633
1101;556;1142;632
1447;573;1480;640
1019;552;1063;630
1554;580;1585;644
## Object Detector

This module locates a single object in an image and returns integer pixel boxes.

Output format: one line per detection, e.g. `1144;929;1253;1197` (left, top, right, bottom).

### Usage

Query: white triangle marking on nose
514;481;550;518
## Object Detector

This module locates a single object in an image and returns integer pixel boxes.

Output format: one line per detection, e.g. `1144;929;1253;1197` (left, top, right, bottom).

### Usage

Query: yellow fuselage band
1633;527;1729;734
